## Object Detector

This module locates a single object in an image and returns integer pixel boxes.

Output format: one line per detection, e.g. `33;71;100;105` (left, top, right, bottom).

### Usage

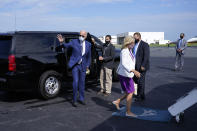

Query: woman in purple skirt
112;36;140;117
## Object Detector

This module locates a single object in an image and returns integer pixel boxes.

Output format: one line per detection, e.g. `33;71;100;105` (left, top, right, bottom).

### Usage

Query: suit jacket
116;48;135;78
95;43;115;69
175;39;187;55
135;40;150;72
62;39;91;71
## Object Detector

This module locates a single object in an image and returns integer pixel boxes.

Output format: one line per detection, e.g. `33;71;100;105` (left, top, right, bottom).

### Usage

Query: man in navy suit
57;30;91;107
133;32;150;102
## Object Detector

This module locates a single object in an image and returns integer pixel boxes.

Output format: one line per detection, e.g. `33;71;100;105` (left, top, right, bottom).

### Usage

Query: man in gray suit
174;33;187;71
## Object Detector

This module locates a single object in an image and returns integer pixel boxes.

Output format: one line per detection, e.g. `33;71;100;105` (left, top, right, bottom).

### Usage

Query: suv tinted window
64;35;79;56
16;34;55;54
55;35;79;45
0;36;12;55
55;34;79;53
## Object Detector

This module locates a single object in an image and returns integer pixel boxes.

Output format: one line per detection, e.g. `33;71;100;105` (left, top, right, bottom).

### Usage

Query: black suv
0;31;120;99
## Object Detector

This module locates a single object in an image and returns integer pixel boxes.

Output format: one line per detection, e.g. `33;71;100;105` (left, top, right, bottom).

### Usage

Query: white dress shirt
81;40;85;56
78;40;86;64
133;40;140;56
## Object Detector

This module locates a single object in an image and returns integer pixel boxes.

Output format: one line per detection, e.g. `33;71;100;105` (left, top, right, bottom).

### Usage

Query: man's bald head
80;30;87;39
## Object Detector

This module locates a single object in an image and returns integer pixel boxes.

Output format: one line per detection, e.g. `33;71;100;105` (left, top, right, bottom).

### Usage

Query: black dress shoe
134;95;145;102
78;100;86;105
72;102;77;107
180;69;184;72
133;94;137;98
141;95;146;100
103;93;111;97
134;98;143;102
97;91;103;95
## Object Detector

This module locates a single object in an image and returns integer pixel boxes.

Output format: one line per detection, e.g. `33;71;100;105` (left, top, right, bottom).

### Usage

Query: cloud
1;9;196;40
0;0;133;32
0;0;196;40
0;0;132;8
159;0;194;7
0;0;133;17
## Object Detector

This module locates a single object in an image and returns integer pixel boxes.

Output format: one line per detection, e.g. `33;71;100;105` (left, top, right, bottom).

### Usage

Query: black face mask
105;41;110;45
180;36;184;39
135;39;139;43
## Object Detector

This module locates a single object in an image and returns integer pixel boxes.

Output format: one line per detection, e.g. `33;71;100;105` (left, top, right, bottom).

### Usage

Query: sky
0;0;197;40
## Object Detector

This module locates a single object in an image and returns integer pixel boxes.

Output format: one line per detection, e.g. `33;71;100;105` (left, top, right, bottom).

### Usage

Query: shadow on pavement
90;77;197;131
156;66;174;71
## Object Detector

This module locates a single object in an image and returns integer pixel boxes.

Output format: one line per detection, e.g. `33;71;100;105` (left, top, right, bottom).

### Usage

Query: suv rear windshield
0;36;12;55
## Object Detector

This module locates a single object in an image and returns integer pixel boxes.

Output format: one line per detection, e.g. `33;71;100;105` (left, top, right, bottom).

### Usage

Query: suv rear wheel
38;70;61;99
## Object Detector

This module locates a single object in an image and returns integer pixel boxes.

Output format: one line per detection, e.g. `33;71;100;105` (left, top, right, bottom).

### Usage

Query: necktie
178;39;182;49
78;42;83;64
133;44;137;56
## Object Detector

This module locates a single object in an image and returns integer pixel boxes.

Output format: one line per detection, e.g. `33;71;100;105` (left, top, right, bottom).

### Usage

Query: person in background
133;32;150;102
174;33;187;72
112;36;140;117
96;35;115;96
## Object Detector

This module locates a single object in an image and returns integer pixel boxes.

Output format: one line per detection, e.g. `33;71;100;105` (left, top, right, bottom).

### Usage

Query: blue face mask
79;36;85;42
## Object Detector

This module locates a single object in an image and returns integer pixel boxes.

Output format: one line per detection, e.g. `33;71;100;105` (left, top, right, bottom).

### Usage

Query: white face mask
79;36;85;42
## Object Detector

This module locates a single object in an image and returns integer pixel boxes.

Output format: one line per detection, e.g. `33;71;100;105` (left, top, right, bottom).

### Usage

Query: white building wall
117;32;168;45
98;36;105;43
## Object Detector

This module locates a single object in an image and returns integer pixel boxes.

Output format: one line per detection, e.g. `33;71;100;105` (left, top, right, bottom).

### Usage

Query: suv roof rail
0;31;80;35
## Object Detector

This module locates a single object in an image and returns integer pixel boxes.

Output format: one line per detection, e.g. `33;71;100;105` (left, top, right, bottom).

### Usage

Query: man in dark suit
133;32;150;101
57;30;91;107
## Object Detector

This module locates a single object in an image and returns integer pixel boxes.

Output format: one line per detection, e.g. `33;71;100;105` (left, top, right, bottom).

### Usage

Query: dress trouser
175;53;184;70
100;67;112;94
137;71;146;99
72;64;86;102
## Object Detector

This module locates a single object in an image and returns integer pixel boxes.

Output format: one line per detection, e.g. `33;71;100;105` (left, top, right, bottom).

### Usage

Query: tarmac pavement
0;47;197;131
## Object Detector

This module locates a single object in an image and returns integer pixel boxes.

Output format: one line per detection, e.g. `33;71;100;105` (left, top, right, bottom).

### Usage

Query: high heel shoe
112;101;120;110
126;112;137;118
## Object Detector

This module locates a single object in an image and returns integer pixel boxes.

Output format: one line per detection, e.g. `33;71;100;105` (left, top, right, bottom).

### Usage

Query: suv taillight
8;55;16;71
